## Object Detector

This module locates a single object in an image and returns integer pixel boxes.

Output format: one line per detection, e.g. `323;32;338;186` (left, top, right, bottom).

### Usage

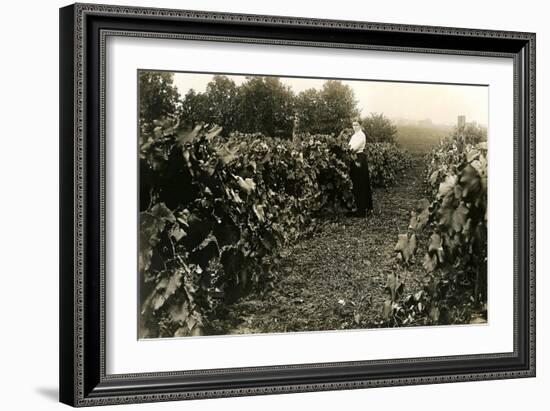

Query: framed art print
59;3;535;407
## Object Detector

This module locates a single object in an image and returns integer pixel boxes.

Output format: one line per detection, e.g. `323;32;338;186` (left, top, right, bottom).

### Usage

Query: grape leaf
382;299;393;320
253;203;266;222
139;204;176;273
235;175;256;194
205;125;223;141
466;147;481;163
169;300;190;324
216;142;240;165
410;200;430;231
429;306;440;323
169;225;186;242
460;165;481;198
417;207;430;229
429;170;439;186
438;174;457;198
423;252;438;273
142;269;184;314
416;198;430;212
452;202;469;233
408;211;419;231
150;202;176;223
394;234;408;253
428;233;443;253
385;273;404;302
176;124;202;145
395;233;416;263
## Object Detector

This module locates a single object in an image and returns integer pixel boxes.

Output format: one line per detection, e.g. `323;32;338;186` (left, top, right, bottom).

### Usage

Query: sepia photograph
56;3;536;406
138;70;488;339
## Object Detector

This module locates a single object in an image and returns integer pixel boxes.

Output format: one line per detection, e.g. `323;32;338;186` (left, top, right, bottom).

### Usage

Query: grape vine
139;118;412;337
384;136;488;326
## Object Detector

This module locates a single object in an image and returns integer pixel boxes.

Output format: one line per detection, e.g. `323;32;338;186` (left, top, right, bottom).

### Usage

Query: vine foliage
384;136;488;326
139;118;411;337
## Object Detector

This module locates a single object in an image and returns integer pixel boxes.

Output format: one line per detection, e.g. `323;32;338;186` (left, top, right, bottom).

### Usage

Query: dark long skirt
350;152;373;215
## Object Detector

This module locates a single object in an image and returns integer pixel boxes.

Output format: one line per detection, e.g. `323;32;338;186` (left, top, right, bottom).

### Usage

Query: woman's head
352;120;361;132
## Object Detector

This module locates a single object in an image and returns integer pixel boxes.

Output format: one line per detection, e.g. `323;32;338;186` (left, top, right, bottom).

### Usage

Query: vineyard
138;113;487;337
137;73;487;338
383;136;488;326
139;116;413;337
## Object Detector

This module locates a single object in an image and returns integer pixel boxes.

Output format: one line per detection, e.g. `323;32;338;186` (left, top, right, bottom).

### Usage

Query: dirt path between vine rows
210;154;429;335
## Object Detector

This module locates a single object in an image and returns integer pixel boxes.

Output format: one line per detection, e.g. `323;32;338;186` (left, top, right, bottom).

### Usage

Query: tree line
139;71;399;142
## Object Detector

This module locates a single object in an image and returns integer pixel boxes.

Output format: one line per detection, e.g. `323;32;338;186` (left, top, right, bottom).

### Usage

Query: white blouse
348;130;366;153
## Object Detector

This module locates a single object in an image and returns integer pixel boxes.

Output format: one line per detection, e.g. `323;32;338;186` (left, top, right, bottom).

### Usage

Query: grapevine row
139;119;412;337
386;135;488;326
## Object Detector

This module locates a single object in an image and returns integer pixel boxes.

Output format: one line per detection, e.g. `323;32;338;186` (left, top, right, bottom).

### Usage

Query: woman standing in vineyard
348;120;373;217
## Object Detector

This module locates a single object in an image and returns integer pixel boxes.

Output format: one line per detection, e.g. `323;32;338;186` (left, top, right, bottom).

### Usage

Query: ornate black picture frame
59;3;535;407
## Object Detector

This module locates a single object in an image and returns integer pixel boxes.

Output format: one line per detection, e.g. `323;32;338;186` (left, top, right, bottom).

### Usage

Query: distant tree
236;76;296;138
139;71;180;127
362;113;398;143
204;75;239;131
180;89;209;127
180;76;239;133
294;80;360;136
317;80;360;135
294;88;323;134
453;122;487;144
178;76;362;138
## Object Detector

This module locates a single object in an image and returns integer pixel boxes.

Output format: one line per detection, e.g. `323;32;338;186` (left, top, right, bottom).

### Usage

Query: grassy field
395;124;452;154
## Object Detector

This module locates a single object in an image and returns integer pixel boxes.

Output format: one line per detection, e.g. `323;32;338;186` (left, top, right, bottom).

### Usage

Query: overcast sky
173;72;488;126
